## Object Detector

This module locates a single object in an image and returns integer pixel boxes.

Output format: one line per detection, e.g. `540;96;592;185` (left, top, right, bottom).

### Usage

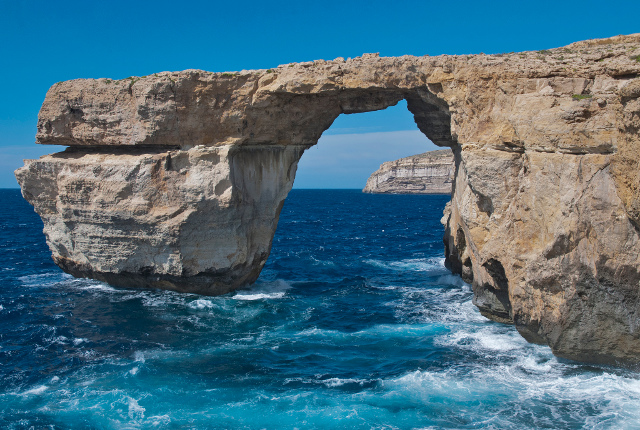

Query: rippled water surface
1;188;639;429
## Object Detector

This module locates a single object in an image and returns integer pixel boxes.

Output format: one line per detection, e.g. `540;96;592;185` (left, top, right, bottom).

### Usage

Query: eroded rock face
363;149;453;194
16;34;640;366
17;145;303;295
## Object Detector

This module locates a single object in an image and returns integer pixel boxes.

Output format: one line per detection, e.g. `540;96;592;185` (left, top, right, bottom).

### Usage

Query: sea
1;188;639;429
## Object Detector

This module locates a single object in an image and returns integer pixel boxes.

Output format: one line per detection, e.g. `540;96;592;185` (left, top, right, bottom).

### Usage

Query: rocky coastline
363;149;453;194
16;34;640;366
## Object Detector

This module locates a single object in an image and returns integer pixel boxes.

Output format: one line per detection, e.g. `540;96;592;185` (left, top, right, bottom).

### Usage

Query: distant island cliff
363;149;453;194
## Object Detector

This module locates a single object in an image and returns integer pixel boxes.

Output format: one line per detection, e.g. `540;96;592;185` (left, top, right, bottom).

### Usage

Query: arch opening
292;99;442;190
252;93;460;336
258;96;456;288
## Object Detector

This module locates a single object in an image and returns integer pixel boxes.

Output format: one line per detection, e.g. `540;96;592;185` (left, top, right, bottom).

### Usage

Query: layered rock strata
363;149;453;194
16;34;640;366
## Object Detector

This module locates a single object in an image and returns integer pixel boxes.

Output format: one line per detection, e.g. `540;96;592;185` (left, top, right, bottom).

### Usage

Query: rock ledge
363;149;453;194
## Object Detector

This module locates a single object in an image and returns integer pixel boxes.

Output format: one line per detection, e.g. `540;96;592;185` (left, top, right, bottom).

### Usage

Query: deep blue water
1;188;639;429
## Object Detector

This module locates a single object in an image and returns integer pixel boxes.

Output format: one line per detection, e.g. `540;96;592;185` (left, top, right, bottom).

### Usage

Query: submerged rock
363;149;453;194
16;34;640;366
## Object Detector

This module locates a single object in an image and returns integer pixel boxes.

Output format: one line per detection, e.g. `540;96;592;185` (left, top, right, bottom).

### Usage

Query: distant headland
363;149;453;194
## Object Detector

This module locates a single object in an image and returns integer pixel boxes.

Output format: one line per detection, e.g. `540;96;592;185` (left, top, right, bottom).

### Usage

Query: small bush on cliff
572;94;592;100
631;55;640;62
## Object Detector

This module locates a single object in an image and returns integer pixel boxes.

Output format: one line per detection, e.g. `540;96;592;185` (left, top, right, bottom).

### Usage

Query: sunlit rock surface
363;149;453;194
17;34;640;366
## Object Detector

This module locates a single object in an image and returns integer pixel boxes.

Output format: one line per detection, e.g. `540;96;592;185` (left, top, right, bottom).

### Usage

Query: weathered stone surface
363;149;453;194
16;145;302;295
16;34;640;366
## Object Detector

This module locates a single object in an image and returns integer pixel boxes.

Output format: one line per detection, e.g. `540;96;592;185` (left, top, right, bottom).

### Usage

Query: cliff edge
16;34;640;366
363;149;453;194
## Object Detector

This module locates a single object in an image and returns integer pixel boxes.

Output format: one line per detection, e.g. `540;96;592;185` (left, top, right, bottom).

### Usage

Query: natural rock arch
16;34;640;366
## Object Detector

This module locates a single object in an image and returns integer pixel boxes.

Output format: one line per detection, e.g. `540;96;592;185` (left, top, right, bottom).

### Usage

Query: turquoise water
1;189;639;429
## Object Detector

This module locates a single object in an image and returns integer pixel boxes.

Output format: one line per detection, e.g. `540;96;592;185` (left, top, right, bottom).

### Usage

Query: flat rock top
383;148;453;164
36;34;640;147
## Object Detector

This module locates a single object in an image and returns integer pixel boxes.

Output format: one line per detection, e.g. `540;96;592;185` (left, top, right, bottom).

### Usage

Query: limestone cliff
363;149;453;194
16;34;640;366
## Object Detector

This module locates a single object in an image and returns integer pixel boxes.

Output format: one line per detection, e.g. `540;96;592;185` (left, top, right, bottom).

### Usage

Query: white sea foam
327;378;370;388
380;363;640;428
235;292;286;300
127;397;145;420
233;279;292;300
75;282;117;292
436;326;526;352
310;256;336;267
284;376;377;388
21;385;48;396
133;351;146;363
188;299;218;310
73;338;87;346
50;335;69;345
364;257;449;273
389;284;485;325
295;327;344;339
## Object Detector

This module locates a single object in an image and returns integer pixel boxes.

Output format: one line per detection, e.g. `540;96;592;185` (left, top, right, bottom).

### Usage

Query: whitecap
284;376;376;388
50;335;69;345
295;327;344;338
21;385;48;396
363;364;640;429
75;282;117;292
310;256;336;267
127;397;145;420
436;327;527;352
233;279;292;301
133;351;146;363
390;286;485;325
364;257;449;273
321;377;376;387
187;299;218;310
234;292;286;300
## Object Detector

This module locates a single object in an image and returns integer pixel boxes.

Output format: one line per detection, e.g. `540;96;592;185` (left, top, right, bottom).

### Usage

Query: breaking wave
2;189;637;428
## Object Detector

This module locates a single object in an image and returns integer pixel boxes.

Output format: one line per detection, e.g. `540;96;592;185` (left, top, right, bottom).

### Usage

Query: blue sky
1;0;639;188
